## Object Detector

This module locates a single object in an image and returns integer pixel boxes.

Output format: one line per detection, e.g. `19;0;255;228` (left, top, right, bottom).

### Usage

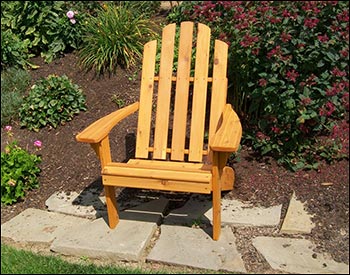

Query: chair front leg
212;151;221;241
104;185;119;228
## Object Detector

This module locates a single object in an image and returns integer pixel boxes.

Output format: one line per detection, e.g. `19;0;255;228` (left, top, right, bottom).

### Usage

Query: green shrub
78;3;159;75
1;127;42;205
166;1;197;24
1;68;31;126
62;1;103;17
19;74;87;132
168;1;349;170
117;1;161;18
0;29;37;70
1;1;88;63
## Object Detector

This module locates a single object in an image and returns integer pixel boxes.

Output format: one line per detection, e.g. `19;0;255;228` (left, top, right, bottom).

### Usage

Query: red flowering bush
168;1;349;170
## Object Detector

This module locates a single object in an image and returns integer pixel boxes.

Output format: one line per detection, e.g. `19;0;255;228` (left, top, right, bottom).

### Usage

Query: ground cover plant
19;74;87;132
1;126;42;205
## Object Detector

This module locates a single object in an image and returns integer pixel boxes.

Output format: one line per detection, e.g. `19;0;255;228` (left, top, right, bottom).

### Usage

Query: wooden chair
76;21;242;240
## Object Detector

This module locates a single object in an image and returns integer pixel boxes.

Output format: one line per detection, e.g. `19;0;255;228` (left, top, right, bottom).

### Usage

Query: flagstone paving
252;236;349;274
165;194;282;227
280;191;315;234
146;225;246;272
1;190;349;274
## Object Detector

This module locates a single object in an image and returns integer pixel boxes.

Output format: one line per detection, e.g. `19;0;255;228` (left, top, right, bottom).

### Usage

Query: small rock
321;182;333;186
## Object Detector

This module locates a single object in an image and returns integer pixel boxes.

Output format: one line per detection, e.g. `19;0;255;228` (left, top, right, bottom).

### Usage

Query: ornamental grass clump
1;126;42;205
1;67;31;126
78;3;159;75
19;74;87;132
168;1;349;170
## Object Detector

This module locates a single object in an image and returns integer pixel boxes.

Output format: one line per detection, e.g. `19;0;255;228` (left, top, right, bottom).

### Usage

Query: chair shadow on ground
72;132;216;238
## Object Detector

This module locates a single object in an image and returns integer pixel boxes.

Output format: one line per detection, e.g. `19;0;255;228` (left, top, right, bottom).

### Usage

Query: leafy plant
111;94;125;108
166;1;197;24
1;126;42;205
0;29;37;70
116;1;161;19
19;74;87;132
1;68;31;126
1;1;88;63
168;1;349;170
62;1;102;17
78;3;159;75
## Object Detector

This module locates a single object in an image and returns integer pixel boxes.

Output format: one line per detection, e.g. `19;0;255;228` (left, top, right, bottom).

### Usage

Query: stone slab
46;190;168;222
253;236;349;274
119;197;169;224
1;208;90;244
45;189;107;219
165;194;282;227
146;225;246;273
51;218;157;261
280;191;315;234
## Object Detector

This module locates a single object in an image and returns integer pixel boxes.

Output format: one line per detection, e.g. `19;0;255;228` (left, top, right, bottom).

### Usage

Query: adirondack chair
76;21;242;240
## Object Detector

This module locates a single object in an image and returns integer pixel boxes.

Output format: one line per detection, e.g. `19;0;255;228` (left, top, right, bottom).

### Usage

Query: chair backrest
135;21;228;163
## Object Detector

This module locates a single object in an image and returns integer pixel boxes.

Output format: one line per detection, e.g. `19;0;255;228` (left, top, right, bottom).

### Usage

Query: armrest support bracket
210;104;242;153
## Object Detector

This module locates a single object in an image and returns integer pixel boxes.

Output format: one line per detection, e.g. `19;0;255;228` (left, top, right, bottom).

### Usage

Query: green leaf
25;27;36;35
286;99;295;109
317;60;324;67
50;99;58;106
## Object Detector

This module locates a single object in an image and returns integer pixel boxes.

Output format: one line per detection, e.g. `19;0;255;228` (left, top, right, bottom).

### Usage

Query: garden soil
1;52;349;274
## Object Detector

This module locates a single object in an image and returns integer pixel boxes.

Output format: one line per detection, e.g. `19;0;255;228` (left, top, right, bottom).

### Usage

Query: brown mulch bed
1;52;349;273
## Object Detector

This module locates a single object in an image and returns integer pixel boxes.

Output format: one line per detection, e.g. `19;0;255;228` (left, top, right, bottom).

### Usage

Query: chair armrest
76;102;139;143
210;104;242;152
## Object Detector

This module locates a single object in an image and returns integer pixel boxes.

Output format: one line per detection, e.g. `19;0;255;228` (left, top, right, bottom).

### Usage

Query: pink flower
271;126;281;134
301;97;312;105
256;131;270;141
331;67;346;77
240;34;259;48
269;16;282;24
299;124;309;134
267;45;281;59
286;69;299;82
317;34;329;43
304;18;319;29
34;140;42;149
326;82;346;96
258;78;267;87
281;32;292;43
70;18;76;24
282;9;291;17
66;10;75;19
252;48;260;56
320;102;336;117
4;125;12;132
340;49;348;57
342;93;349;110
337;10;349;22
